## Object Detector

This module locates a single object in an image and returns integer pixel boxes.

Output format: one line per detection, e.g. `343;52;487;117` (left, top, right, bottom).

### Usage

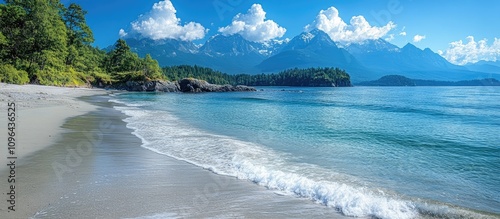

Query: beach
0;84;346;218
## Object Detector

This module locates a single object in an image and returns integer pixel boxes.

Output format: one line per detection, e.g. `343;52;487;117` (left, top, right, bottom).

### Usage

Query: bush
34;67;86;86
0;64;29;84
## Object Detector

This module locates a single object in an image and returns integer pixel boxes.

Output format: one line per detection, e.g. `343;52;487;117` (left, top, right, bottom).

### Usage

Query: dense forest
0;0;164;86
163;66;352;87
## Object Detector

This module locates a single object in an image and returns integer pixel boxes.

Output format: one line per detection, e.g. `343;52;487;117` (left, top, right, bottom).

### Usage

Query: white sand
0;83;109;170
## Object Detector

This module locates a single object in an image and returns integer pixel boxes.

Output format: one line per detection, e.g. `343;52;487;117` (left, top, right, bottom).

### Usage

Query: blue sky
2;0;499;64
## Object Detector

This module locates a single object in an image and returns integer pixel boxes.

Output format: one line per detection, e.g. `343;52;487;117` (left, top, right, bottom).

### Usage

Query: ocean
110;86;500;219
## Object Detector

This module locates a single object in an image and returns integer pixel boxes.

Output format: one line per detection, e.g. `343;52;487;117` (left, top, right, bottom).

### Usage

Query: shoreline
0;84;347;218
0;83;110;172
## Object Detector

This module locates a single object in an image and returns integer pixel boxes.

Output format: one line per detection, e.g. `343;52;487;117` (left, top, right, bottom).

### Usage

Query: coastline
0;83;110;171
0;84;347;218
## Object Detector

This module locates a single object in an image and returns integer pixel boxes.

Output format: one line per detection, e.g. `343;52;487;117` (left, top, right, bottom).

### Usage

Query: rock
154;81;180;92
178;78;256;93
115;80;179;92
113;78;255;93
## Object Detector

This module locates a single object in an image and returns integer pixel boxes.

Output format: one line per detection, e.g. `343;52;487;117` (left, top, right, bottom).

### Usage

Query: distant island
357;75;500;86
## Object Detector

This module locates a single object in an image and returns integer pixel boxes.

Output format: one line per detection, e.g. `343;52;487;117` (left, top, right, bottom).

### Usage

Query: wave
111;97;497;219
108;98;144;107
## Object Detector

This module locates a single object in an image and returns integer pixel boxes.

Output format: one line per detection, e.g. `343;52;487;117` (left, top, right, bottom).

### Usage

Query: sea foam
113;101;420;219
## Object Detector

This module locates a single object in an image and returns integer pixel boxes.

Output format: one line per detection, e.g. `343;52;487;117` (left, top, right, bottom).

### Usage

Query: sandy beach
0;83;109;170
0;84;347;218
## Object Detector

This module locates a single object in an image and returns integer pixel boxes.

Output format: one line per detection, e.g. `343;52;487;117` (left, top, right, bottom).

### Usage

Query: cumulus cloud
399;31;407;36
218;4;286;43
413;34;426;42
441;36;500;65
125;0;206;41
305;7;395;44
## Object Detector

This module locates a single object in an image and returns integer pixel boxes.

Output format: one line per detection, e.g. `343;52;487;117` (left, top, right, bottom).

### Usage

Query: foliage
162;65;234;84
163;66;352;87
0;0;163;86
0;64;29;84
234;67;351;87
104;39;165;81
63;3;93;47
141;54;163;80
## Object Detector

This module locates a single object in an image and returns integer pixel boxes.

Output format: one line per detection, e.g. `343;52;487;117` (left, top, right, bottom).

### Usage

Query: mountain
399;44;460;70
200;34;265;57
344;41;496;81
200;34;285;57
120;30;500;82
465;61;500;74
125;37;205;67
345;39;401;77
346;39;400;54
125;35;288;74
257;29;367;80
346;41;459;72
198;34;266;73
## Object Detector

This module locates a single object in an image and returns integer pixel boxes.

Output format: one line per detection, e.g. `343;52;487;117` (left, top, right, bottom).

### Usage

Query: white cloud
126;0;206;41
305;7;395;44
119;29;128;38
441;36;500;65
218;4;286;43
413;34;426;42
399;31;407;36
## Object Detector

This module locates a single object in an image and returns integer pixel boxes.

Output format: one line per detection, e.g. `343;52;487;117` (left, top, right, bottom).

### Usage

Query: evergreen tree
106;39;140;73
141;54;163;80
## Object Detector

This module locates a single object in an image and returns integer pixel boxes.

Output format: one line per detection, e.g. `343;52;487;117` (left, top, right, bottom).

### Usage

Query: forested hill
0;1;164;86
163;66;352;87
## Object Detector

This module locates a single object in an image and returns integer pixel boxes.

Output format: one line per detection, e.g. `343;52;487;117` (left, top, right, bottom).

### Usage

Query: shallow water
111;86;500;218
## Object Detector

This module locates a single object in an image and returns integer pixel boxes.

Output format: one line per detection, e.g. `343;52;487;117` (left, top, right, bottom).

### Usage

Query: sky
2;0;500;65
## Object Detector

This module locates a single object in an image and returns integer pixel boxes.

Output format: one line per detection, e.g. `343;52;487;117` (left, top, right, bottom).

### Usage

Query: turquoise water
111;87;500;218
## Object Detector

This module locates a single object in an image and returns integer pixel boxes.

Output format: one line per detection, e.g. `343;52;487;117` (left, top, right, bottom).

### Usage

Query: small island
357;75;500;86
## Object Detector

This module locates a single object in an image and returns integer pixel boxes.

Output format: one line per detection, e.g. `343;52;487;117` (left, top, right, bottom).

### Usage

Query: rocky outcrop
113;78;255;93
114;80;179;92
178;78;256;93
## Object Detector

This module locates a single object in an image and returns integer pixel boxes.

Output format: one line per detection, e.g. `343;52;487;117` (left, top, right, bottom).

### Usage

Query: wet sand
0;83;108;170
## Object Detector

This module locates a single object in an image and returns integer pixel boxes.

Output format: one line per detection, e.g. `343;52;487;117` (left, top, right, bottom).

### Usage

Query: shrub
0;64;29;84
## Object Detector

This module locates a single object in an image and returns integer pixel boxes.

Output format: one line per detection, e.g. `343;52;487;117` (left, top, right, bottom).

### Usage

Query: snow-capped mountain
258;29;364;79
119;30;500;81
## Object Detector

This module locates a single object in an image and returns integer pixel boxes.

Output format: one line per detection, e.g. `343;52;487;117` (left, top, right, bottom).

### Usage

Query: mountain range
120;29;500;82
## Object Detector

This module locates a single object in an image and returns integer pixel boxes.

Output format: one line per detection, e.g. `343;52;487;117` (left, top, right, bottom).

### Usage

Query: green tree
5;0;69;82
0;32;6;60
63;3;94;67
141;54;163;80
106;39;141;73
63;3;93;46
0;4;29;63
